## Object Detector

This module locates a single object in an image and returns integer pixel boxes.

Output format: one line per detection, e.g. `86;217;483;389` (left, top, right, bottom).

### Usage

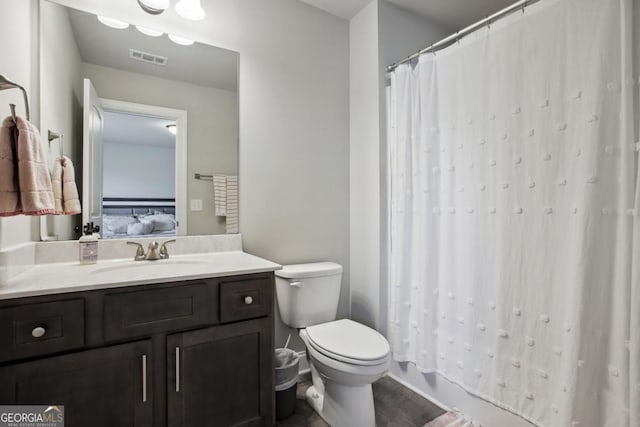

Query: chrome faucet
126;239;176;261
145;241;161;260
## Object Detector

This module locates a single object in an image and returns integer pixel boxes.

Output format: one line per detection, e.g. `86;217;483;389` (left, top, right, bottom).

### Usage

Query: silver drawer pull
244;296;253;305
31;327;46;338
142;354;147;402
175;347;180;392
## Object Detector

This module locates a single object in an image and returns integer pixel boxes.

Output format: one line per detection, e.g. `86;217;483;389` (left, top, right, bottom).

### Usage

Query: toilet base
305;377;376;427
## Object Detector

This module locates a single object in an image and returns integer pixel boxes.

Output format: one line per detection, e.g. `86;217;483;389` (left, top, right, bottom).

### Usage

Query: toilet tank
275;262;343;328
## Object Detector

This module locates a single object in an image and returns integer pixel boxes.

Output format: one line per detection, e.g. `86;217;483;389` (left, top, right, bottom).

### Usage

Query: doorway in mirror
87;92;188;239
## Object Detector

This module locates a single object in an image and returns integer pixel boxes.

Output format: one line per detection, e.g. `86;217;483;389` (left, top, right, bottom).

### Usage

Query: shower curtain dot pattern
387;0;639;426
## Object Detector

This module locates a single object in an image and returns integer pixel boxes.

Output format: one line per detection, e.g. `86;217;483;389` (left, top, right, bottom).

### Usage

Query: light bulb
175;0;205;21
168;34;195;46
138;0;170;15
97;16;129;30
136;26;163;37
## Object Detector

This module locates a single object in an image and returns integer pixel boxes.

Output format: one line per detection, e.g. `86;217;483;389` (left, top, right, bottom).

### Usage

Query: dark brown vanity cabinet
167;317;273;427
0;273;275;427
0;340;153;426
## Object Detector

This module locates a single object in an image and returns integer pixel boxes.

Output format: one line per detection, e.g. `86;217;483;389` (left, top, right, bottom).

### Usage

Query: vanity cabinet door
0;340;153;427
166;317;273;427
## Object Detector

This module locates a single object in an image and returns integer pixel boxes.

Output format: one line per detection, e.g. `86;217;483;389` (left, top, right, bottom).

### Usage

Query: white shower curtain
387;0;639;426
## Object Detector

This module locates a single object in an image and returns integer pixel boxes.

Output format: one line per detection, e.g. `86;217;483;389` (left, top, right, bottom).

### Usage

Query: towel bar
194;173;214;180
0;74;30;121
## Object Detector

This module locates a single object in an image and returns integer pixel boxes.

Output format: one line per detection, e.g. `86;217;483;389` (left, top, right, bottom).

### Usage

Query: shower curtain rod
386;0;541;72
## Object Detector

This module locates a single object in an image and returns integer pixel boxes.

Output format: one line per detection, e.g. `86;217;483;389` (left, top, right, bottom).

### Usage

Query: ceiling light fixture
175;0;206;21
136;25;163;37
97;16;130;29
168;34;195;46
166;124;177;135
137;0;170;15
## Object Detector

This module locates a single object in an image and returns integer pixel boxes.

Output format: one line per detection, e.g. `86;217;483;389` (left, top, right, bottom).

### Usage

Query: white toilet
275;262;390;427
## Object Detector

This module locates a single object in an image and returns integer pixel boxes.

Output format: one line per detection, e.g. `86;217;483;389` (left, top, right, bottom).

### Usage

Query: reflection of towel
213;174;227;216
225;175;238;234
0;117;20;216
52;156;81;215
0;116;54;216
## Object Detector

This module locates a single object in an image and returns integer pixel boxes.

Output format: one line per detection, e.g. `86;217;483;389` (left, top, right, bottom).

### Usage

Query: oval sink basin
91;259;210;275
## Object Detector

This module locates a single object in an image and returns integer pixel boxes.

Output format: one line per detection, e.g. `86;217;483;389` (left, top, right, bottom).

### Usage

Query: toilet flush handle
290;281;302;288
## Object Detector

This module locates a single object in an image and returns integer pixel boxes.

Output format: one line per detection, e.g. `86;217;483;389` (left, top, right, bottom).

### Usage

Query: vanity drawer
219;276;273;323
103;282;210;341
0;299;85;362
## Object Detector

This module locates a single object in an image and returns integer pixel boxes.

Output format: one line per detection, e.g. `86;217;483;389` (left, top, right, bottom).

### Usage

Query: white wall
40;0;83;241
103;142;175;199
0;0;39;249
52;0;351;351
349;1;381;329
82;63;237;236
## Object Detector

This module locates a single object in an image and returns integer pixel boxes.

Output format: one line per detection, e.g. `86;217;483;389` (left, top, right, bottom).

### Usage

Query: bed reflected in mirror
100;110;178;239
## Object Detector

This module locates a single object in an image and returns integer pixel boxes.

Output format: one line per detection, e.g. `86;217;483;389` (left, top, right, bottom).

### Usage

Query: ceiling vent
129;48;168;66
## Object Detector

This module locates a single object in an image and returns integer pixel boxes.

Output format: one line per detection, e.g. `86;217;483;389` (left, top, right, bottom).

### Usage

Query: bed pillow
143;214;176;232
103;215;138;234
127;221;154;236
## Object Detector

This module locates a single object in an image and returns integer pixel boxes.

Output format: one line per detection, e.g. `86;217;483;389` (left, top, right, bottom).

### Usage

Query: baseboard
387;373;452;412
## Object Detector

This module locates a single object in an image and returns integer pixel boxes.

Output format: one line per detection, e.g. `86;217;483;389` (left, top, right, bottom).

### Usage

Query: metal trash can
274;348;299;420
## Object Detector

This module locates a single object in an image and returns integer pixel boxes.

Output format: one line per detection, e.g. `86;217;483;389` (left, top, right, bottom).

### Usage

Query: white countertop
0;251;282;300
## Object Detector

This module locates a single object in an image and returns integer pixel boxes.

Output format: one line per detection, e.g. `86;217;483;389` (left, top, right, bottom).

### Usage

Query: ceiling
103;111;176;147
67;7;238;92
299;0;518;31
298;0;372;20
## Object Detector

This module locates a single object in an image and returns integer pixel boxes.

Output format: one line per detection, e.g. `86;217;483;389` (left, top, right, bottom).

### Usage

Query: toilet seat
305;319;390;366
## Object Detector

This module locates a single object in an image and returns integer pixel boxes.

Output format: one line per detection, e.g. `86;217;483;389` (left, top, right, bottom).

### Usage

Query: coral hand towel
61;156;80;215
52;156;81;215
0;117;20;216
6;116;55;215
51;157;63;214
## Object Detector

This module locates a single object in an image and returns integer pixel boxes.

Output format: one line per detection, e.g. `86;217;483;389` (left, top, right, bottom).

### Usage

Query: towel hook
9;104;17;122
48;130;64;160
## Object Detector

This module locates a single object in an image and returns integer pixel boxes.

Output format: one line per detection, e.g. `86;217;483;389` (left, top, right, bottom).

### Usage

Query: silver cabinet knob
32;326;46;338
244;296;253;305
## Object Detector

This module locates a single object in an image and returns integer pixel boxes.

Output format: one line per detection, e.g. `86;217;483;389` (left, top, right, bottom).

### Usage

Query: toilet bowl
275;262;390;427
300;319;389;427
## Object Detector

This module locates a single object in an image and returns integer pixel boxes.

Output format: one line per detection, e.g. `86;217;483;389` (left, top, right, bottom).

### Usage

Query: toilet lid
306;319;389;363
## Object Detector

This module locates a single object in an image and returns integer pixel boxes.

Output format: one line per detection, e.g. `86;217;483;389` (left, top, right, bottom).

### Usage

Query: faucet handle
126;241;145;261
159;239;176;259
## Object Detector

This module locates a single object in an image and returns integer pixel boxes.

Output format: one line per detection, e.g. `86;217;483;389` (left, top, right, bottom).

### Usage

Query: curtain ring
486;16;491;29
521;3;526;13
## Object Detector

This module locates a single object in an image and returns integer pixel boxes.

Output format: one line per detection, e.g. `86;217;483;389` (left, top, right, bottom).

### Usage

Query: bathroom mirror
39;1;239;241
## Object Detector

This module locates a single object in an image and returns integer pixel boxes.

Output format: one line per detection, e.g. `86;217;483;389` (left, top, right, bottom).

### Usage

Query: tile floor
276;373;445;427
